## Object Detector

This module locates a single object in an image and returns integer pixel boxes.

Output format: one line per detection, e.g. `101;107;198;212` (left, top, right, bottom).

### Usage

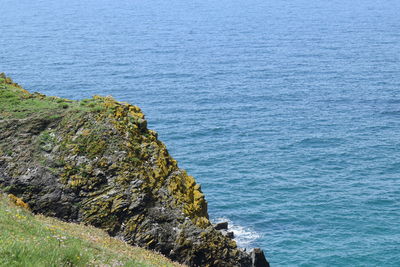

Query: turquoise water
1;0;400;265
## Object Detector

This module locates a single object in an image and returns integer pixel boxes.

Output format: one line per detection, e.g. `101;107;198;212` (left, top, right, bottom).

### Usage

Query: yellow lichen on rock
167;171;210;228
8;194;30;210
95;95;210;228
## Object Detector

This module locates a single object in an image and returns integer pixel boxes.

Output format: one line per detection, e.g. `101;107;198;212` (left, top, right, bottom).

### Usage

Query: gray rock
221;229;235;239
214;221;229;230
251;248;270;267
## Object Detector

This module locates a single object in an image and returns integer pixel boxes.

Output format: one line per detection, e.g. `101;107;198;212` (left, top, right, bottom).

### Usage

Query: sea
1;0;400;265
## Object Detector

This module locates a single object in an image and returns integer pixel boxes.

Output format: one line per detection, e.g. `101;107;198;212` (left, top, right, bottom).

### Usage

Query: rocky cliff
0;74;269;267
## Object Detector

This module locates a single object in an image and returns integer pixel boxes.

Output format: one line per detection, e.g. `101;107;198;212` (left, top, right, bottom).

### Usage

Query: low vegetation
0;73;106;119
0;193;184;267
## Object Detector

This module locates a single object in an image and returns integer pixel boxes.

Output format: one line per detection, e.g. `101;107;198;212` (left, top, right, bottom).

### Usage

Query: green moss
60;163;104;190
38;130;56;152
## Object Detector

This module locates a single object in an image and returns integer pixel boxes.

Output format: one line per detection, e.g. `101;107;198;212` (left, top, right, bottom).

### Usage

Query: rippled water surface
1;0;400;265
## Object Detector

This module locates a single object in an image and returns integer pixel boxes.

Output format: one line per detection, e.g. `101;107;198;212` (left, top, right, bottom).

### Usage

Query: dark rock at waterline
220;229;235;239
214;221;229;230
251;248;270;267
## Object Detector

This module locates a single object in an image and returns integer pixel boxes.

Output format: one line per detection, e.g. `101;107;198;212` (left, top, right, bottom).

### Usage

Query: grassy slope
0;194;184;267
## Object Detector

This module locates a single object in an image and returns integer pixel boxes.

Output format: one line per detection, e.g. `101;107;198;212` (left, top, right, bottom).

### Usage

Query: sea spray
215;218;261;249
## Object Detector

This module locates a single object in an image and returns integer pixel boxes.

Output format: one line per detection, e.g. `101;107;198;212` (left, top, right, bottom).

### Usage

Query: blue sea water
1;0;400;265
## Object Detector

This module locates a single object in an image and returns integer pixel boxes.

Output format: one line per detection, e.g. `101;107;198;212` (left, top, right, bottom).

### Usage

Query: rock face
0;74;269;267
251;249;270;267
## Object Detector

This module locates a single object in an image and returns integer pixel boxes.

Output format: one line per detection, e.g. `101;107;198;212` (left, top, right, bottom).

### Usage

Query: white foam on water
214;217;261;249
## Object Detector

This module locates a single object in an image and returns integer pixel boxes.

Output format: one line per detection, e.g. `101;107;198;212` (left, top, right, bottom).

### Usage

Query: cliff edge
0;74;269;267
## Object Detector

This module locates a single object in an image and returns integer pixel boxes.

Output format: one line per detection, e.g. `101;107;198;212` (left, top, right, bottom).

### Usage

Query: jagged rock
251;248;270;267
0;74;270;267
214;221;229;230
221;229;235;239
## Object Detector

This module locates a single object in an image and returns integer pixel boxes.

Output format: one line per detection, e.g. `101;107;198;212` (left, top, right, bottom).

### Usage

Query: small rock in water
214;221;228;230
251;248;270;267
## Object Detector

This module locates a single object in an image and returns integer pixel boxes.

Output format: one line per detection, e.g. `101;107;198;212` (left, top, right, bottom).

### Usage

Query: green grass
0;86;58;119
0;194;184;267
0;74;107;119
